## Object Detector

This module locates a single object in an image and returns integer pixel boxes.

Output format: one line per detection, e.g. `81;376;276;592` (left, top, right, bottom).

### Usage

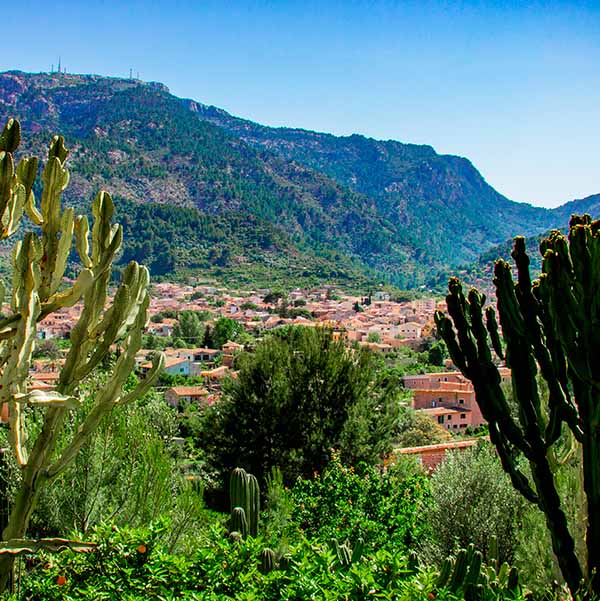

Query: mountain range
1;70;597;289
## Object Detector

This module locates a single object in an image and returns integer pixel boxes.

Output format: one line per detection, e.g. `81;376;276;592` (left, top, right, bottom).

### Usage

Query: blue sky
3;0;599;207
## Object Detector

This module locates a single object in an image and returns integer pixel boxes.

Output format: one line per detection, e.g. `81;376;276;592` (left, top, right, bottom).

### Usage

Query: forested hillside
1;70;597;287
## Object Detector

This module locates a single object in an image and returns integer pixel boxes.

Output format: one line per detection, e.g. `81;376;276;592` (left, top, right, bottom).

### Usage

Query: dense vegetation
2;70;598;289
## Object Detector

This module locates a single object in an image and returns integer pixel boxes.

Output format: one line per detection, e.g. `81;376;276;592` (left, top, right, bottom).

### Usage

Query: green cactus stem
230;507;248;538
436;217;600;597
0;120;165;592
229;467;260;537
259;548;277;574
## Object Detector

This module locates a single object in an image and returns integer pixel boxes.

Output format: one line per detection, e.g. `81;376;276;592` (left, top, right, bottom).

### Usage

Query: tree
263;291;285;305
32;339;61;360
205;317;245;349
427;340;447;366
0;119;164;590
435;216;600;597
198;327;400;485
366;332;381;343
394;407;452;448
426;442;524;565
172;311;205;346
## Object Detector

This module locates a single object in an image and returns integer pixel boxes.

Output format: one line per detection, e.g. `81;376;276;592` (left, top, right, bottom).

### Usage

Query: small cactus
259;548;277;574
435;545;520;597
230;507;248;538
229;467;260;537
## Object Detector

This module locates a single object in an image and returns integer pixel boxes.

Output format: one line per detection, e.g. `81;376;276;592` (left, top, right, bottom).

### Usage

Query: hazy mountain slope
192;103;598;265
1;70;596;288
0;71;409;283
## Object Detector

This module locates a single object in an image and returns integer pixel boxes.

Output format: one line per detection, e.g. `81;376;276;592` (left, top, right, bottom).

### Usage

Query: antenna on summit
57;56;61;73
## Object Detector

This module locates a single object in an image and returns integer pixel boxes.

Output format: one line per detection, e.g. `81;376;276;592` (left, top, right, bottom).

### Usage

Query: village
10;281;508;469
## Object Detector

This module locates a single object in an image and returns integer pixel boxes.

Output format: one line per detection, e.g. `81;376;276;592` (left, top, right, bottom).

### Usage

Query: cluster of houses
0;281;510;469
145;284;439;351
402;368;511;431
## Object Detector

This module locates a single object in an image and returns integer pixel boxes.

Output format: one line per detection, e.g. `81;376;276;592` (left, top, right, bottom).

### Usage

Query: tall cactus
229;467;260;537
435;215;600;597
0;119;165;591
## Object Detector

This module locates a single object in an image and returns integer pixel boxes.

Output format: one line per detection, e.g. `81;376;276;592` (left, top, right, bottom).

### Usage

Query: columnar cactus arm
3;233;43;466
435;280;528;452
488;424;538;504
37;136;71;303
0;119;166;593
58;192;124;390
46;289;164;479
510;239;582;444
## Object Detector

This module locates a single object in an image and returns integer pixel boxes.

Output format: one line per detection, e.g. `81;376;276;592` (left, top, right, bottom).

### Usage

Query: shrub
196;326;401;487
290;453;429;553
425;441;525;565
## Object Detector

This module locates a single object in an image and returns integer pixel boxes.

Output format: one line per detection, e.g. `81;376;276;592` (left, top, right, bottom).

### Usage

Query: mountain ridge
1;70;597;288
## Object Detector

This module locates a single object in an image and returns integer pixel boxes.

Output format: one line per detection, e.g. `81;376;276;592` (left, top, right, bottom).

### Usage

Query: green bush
290;453;430;553
425;442;525;565
195;326;401;487
7;520;492;601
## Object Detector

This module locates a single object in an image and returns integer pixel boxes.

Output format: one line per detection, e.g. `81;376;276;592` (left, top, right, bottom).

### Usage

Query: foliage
194;326;401;487
204;317;248;349
427;340;448;366
32;339;61;360
425;442;525;566
172;311;205;347
394;407;453;448
261;467;295;547
3;520;499;601
290;453;429;553
22;380;202;542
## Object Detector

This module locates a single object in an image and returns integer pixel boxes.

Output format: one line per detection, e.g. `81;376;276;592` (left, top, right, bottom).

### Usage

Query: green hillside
1;70;597;288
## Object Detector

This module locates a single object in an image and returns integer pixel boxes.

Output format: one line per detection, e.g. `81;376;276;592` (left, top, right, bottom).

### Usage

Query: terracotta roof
395;438;480;454
168;386;208;396
419;407;470;416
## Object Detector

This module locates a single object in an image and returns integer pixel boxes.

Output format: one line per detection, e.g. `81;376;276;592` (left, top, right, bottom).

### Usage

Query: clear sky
3;0;599;207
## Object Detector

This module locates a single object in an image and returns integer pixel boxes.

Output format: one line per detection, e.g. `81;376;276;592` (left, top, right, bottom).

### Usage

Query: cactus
230;507;248;538
435;216;600;596
229;467;260;537
0;120;165;592
259;548;277;574
435;545;519;597
329;537;364;569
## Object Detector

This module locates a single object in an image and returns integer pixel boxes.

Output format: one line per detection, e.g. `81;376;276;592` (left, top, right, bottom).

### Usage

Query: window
447;415;452;421
459;399;464;404
460;413;466;419
437;416;444;424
